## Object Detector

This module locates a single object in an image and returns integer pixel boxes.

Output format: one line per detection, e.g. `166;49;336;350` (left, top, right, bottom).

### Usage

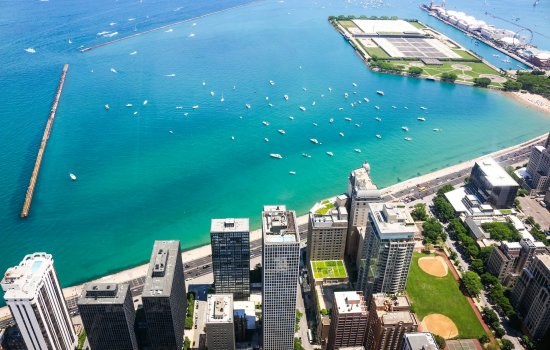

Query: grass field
452;49;479;60
339;20;359;29
420;61;504;86
409;21;427;29
311;260;347;279
406;253;487;339
364;46;390;59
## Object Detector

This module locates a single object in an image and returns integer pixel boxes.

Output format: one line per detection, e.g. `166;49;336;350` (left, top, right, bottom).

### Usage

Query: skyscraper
307;208;348;262
142;240;186;350
77;283;138;350
1;253;76;350
262;205;300;350
210;218;250;298
205;294;236;350
469;158;519;209
526;133;550;193
511;254;550;339
356;203;417;298
326;291;369;350
346;162;382;263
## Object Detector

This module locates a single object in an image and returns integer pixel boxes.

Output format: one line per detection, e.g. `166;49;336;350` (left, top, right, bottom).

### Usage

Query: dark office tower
77;283;138;350
210;218;251;298
142;240;186;350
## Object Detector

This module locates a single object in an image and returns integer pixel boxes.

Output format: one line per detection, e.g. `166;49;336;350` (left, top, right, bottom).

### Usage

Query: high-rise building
326;291;369;350
1;253;76;350
307;208;348;262
77;283;138;350
210;218;250;298
511;254;550;339
262;205;300;350
365;294;419;350
356;203;417;298
206;294;235;350
142;240;186;350
469;158;519;208
346;162;382;264
526;133;550;194
401;333;438;350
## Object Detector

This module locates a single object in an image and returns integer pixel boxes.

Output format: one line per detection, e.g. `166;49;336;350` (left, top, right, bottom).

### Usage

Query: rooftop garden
311;260;348;279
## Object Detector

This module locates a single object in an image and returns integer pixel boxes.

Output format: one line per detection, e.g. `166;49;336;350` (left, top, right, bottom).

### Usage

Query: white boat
202;81;206;86
338;107;344;111
25;48;37;54
352;82;357;87
376;134;382;139
278;129;286;134
262;121;270;126
310;138;319;144
302;87;307;91
299;106;306;112
289;116;294;120
401;126;409;131
392;106;397;109
268;103;274;107
220;94;225;102
433;128;442;132
269;80;275;86
404;106;408;109
184;112;189;116
68;39;72;44
302;153;312;158
354;148;362;153
110;68;117;73
126;103;133;107
312;101;316;106
133;111;138;115
417;117;426;122
143;100;148;105
420;106;428;110
376;90;384;96
404;137;413;141
130;50;138;55
312;122;318;126
192;105;199;109
104;104;110;110
344;92;349;99
210;91;215;96
328;87;332;92
375;117;382;122
339;132;345;137
326;152;334;156
284;94;289;101
265;96;269;101
245;103;251;109
169;130;174;134
492;54;500;57
231;136;235;140
165;29;174;33
289;171;296;175
375;106;380;110
355;123;361;127
363;97;370;103
329;118;334;123
164;73;176;77
270;153;283;159
344;117;352;121
264;138;269;142
69;173;77;181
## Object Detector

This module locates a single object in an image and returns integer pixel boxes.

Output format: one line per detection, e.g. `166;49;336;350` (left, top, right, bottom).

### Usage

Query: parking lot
518;196;550;229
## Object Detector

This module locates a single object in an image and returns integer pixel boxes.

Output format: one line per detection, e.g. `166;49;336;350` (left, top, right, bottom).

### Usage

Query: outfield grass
406;253;487;339
311;260;347;279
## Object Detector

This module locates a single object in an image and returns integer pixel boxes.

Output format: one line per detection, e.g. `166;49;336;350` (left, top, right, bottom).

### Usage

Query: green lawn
339;20;359;29
452;49;479;60
421;61;504;86
409;21;427;29
364;46;390;59
406;253;487;339
311;260;347;279
315;202;335;214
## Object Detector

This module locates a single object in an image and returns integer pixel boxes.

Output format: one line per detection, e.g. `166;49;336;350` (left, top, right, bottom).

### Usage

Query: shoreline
508;91;550;115
0;133;546;320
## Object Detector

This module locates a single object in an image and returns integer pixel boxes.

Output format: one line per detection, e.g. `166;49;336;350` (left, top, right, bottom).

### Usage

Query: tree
408;67;423;76
481;222;521;241
501;338;514;350
517;188;529;197
433;196;456;222
471;259;485;274
294;337;305;350
411;203;428;221
462;271;483;296
183;336;191;350
437;184;455;196
473;77;492;87
433;334;446;349
478;334;490;344
482;307;500;324
503;79;522;91
423;217;445;243
440;72;457;82
320;308;330;316
494;327;505;338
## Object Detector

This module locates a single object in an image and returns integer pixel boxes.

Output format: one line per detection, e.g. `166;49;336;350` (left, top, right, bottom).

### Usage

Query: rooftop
78;283;129;305
475;158;518;187
310;260;348;280
349;162;381;200
537;254;550;272
143;240;180;298
334;291;367;315
233;301;256;329
403;332;438;350
310;209;347;229
262;205;299;243
368;202;418;238
207;294;233;324
352;19;423;36
381;311;417;325
211;218;249;233
1;253;53;300
372;293;411;310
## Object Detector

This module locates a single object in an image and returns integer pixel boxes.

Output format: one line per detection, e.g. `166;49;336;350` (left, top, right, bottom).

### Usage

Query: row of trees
369;58;403;73
433;185;456;222
185;292;195;329
411;203;428;221
526;216;550;246
423;217;447;245
480;222;522;242
516;71;550;98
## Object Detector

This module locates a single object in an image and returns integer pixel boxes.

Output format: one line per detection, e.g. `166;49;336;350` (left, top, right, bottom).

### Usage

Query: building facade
307;208;348;262
365;294;419;350
262;205;300;350
77;283;138;350
469;158;519;209
1;253;76;350
401;333;438;350
356;203;417;298
142;240;186;350
346;162;382;264
326;291;369;350
511;254;550;339
210;218;250;298
526;133;550;194
206;294;235;350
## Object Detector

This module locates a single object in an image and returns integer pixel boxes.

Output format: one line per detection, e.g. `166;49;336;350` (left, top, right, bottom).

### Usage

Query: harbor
20;64;69;218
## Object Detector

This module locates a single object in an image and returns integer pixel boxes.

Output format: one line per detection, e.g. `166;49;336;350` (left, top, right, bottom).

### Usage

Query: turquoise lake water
1;0;549;300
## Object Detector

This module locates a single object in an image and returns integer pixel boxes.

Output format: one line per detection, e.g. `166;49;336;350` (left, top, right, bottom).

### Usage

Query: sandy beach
509;91;550;114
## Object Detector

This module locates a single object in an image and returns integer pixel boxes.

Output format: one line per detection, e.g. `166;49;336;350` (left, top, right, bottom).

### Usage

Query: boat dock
80;1;259;53
20;64;69;218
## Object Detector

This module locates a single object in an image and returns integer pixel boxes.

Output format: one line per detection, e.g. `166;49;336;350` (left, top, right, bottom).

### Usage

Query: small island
329;15;509;88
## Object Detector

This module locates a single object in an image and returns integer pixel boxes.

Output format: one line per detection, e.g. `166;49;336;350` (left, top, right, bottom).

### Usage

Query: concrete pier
20;64;69;218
